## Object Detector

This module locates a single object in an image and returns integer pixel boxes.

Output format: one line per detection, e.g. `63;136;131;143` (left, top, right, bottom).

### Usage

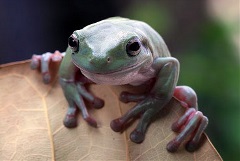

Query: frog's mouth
72;57;143;75
72;58;149;85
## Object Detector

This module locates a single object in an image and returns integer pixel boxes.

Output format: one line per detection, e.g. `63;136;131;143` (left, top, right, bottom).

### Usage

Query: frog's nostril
107;57;111;63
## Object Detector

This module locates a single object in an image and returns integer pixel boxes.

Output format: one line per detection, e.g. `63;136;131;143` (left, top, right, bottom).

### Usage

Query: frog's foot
30;50;65;84
61;80;104;128
167;86;208;152
64;107;99;128
116;91;151;143
167;108;208;152
111;97;161;143
64;97;100;128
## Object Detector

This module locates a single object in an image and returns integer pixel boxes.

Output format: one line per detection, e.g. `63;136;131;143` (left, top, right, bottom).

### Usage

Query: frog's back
83;17;171;58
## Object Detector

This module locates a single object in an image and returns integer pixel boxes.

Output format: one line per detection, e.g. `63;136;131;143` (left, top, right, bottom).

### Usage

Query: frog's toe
63;114;78;128
130;130;145;143
42;72;51;84
185;140;200;152
130;108;157;143
119;92;129;103
185;115;208;152
76;83;104;109
110;118;124;132
166;139;181;152
84;117;98;128
119;91;146;103
30;54;41;70
92;97;104;109
185;134;206;152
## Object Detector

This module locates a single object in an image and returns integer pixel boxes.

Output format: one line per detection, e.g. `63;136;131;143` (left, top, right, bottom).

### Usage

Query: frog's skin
31;17;208;152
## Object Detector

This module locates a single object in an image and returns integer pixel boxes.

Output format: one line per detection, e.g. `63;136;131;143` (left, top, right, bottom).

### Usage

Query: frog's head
69;22;153;85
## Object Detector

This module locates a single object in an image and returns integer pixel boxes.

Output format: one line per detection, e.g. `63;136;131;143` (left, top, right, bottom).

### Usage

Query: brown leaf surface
0;61;222;161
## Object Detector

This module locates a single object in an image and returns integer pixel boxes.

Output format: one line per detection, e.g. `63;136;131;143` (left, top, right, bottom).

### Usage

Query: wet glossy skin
31;17;208;152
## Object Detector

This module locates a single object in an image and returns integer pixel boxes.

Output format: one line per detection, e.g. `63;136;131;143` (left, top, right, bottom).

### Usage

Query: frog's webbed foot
30;50;65;84
111;96;161;143
117;92;152;143
167;108;208;152
61;79;104;128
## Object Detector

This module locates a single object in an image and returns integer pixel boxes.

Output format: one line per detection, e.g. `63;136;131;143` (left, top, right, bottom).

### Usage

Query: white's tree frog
31;17;208;152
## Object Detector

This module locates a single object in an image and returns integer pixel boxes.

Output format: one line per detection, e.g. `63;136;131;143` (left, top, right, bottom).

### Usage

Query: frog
30;17;208;152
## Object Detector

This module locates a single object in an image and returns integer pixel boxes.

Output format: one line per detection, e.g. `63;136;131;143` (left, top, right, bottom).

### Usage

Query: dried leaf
0;61;222;161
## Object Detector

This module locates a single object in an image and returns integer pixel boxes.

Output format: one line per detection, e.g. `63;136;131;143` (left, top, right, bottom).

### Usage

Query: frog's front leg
59;76;104;128
111;57;179;143
31;50;104;127
59;50;104;128
113;80;208;152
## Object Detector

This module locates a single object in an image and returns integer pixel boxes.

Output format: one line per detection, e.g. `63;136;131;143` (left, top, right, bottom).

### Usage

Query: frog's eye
126;38;141;56
68;34;79;52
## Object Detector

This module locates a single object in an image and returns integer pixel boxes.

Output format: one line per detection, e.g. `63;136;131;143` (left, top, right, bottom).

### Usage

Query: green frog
31;17;208;152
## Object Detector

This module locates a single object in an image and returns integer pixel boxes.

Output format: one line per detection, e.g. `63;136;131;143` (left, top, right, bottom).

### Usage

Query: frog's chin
73;63;142;85
79;66;139;85
81;70;139;85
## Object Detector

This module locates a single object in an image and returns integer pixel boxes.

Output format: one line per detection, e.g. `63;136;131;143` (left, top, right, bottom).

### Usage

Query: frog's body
31;17;208;152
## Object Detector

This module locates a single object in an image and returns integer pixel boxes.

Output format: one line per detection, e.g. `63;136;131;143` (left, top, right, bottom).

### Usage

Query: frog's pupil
129;42;140;51
69;37;77;47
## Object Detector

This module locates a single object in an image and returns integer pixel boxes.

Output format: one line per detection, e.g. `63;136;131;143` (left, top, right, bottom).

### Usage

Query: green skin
31;17;208;152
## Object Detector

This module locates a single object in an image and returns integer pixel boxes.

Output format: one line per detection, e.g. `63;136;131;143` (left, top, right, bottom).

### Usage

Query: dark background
0;0;239;160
